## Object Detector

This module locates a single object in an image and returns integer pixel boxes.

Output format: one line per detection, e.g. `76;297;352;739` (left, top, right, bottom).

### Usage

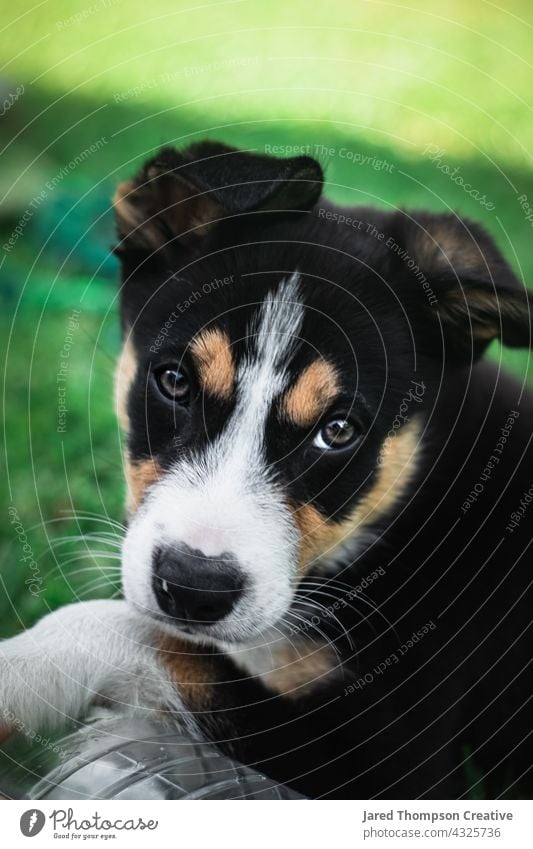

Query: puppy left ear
392;211;532;358
113;141;323;257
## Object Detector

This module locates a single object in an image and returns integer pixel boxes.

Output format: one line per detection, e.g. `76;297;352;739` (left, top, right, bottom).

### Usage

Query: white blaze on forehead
213;271;304;477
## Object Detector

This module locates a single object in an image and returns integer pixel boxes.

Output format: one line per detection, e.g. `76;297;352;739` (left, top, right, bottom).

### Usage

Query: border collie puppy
1;142;532;798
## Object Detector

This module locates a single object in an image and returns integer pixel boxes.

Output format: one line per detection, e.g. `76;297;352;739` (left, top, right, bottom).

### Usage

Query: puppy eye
154;365;190;402
313;417;359;451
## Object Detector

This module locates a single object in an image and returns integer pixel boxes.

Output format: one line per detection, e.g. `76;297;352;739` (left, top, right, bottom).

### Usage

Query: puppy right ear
113;141;323;257
388;210;533;359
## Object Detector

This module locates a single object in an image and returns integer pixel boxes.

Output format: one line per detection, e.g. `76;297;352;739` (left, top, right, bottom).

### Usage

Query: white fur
122;273;304;643
0;600;184;734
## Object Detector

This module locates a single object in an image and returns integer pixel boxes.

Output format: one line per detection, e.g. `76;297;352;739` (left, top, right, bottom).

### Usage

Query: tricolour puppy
2;141;532;799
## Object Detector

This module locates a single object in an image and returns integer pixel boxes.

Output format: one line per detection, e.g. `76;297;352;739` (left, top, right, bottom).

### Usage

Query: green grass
1;0;532;632
1;0;532;166
1;304;123;637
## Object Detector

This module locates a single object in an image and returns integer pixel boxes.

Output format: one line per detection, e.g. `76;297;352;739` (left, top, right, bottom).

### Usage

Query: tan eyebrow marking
281;359;340;428
190;328;235;400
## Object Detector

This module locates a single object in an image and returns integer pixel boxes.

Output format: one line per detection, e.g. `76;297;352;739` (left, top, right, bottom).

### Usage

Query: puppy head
114;141;532;644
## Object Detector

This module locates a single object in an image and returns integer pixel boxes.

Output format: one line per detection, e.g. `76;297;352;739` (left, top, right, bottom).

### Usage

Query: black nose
152;545;244;626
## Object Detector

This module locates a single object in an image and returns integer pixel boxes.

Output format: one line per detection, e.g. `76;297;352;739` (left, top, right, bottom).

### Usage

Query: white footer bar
2;799;532;848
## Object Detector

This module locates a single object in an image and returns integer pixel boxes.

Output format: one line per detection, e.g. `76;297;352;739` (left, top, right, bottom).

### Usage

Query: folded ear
113;141;323;256
391;211;532;358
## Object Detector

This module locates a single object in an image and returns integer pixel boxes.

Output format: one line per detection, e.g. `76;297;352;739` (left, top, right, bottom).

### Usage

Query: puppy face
115;142;531;644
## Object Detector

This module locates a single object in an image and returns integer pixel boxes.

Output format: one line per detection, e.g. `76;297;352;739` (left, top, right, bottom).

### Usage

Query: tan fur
292;419;421;571
125;457;161;512
441;289;525;340
281;359;339;427
113;180;139;235
190;328;235;400
416;226;484;274
113;173;221;250
114;336;137;432
261;642;337;697
145;167;222;238
159;634;216;711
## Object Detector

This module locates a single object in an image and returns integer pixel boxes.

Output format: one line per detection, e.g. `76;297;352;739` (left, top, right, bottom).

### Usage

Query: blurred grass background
0;0;532;792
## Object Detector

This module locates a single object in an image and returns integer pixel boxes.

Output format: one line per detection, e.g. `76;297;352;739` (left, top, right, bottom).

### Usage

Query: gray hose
0;711;303;800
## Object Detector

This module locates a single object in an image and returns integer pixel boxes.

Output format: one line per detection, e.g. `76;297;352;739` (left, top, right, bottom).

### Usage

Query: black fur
116;141;533;798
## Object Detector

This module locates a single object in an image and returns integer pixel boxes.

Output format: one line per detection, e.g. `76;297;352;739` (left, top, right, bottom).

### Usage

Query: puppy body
2;141;532;798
